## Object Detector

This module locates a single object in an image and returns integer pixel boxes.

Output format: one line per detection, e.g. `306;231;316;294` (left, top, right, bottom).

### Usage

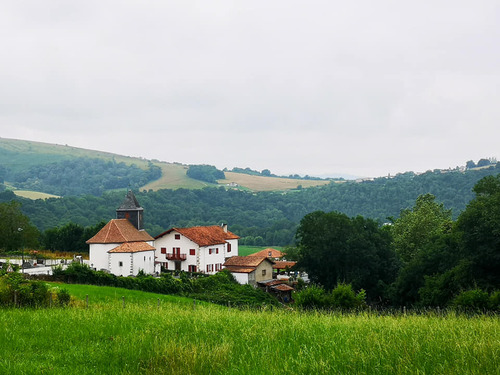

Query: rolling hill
0;138;331;195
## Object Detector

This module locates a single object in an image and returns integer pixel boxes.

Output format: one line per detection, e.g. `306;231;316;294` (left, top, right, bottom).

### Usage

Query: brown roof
223;255;274;268
155;225;239;247
272;261;297;270
86;219;154;244
223;266;256;274
252;248;284;258
108;242;156;253
272;284;295;292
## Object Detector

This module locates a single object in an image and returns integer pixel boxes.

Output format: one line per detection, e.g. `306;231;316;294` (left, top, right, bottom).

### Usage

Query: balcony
166;253;187;261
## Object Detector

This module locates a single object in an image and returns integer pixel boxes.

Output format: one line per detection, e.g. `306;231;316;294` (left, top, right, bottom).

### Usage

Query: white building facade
155;224;239;274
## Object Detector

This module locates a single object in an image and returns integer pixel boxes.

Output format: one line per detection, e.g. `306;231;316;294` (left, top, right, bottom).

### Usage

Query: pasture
0;283;498;374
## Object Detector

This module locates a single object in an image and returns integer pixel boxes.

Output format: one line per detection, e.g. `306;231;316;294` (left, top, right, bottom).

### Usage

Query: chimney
221;223;228;233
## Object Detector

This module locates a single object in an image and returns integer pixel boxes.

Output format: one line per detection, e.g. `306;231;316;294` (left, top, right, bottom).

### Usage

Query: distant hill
0;138;331;196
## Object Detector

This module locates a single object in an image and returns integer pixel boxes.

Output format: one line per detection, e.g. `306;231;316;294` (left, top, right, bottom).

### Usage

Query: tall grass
1;286;498;374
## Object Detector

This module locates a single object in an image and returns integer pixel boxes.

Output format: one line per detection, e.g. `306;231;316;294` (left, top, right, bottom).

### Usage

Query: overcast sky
1;1;499;178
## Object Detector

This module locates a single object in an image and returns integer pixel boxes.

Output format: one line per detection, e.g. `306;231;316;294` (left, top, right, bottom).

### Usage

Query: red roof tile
109;242;156;253
223;266;256;274
86;219;154;244
272;284;295;291
156;225;239;247
223;255;273;267
272;261;297;269
252;248;284;258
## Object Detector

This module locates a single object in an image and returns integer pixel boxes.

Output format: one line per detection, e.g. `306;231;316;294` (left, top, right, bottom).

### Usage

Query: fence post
157;298;160;308
193;299;196;310
86;294;89;308
122;296;125;309
14;290;17;307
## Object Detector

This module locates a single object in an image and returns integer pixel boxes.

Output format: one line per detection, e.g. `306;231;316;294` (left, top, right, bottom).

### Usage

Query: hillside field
0;283;498;374
1;138;333;193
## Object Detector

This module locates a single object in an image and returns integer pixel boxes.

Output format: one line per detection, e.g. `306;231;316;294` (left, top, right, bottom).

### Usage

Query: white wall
232;272;250;285
108;250;155;276
155;231;239;275
89;243;116;271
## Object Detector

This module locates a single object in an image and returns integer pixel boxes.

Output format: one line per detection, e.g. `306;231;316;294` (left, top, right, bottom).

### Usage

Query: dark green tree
296;211;398;301
455;174;500;290
0;201;39;252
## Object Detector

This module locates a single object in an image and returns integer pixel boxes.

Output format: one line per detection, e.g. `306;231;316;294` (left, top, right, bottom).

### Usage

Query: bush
294;285;327;309
328;283;366;310
56;288;71;306
452;288;490;312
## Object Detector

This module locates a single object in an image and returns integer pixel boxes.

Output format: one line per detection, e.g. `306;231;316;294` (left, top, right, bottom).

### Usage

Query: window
189;249;196;256
119;261;123;267
268;251;272;256
206;264;214;272
215;263;219;271
262;269;267;276
175;234;181;240
216;248;219;254
161;247;166;254
188;265;197;273
227;243;231;253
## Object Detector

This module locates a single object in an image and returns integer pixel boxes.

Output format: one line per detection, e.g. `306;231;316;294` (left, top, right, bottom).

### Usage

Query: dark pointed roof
117;190;143;211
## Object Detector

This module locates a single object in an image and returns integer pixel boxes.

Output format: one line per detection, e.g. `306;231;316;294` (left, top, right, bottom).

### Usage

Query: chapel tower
116;190;144;230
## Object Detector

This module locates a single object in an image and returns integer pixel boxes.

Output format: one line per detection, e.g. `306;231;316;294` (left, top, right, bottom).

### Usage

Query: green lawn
1;284;498;374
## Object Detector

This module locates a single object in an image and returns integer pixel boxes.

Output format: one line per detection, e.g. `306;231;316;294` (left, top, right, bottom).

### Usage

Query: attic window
175;234;181;240
268;251;272;256
262;269;266;276
119;261;123;267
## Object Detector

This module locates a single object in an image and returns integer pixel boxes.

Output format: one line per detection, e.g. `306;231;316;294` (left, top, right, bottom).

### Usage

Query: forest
0;162;499;247
1;157;162;196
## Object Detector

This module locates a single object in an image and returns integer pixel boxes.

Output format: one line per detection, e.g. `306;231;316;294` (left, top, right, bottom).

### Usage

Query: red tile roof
252;248;284;258
272;284;295;291
223;255;273;268
108;242;156;253
155;225;239;247
272;261;297;270
86;219;154;244
223;266;256;274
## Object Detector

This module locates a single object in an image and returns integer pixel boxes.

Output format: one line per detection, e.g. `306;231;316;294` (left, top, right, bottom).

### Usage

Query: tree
466;160;476;169
0;201;39;251
296;211;397;301
455;174;500;290
390;194;452;263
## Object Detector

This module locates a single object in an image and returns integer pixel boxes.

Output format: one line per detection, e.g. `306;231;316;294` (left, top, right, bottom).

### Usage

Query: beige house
223;256;274;286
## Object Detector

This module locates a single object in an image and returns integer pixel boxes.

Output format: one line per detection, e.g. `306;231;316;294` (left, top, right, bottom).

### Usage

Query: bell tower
116;190;144;230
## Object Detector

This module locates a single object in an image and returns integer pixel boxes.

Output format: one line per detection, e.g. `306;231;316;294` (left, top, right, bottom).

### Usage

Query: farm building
223;255;274;286
155;224;239;274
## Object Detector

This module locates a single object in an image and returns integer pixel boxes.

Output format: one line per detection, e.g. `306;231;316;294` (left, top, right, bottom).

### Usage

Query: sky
1;1;499;178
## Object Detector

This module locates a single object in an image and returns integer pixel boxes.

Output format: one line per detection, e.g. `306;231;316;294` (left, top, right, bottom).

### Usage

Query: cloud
0;1;499;177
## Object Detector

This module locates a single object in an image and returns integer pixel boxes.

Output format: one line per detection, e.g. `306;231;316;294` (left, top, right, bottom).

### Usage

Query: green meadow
0;284;498;374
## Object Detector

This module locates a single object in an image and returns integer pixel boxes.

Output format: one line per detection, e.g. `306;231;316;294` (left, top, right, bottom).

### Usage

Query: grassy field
0;284;498;374
12;190;60;200
221;171;333;191
1;138;336;193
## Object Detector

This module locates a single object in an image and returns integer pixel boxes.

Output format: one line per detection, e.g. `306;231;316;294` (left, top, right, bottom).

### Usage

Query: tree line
0;163;499;247
295;175;500;309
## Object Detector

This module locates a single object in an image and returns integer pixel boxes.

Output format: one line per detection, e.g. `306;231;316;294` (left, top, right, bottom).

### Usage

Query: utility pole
18;227;24;273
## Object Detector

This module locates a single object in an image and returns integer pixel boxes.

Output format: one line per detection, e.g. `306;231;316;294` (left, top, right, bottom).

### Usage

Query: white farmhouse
155;224;239;274
87;191;156;276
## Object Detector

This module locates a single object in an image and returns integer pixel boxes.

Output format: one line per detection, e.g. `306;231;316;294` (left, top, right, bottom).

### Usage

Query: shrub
56;288;71;306
328;283;366;310
294;284;327;309
452;288;490;312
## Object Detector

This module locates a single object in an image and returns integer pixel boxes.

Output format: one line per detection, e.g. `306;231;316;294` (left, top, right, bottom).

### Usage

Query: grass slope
1;138;333;193
0;285;498;375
